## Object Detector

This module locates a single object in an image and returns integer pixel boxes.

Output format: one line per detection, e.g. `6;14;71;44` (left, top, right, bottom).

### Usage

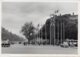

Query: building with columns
38;13;78;45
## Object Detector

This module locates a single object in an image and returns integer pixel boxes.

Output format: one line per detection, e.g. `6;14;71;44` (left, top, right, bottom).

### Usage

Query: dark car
2;43;10;47
23;42;28;45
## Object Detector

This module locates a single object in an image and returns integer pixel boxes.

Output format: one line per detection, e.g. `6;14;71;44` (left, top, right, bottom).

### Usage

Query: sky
2;2;78;38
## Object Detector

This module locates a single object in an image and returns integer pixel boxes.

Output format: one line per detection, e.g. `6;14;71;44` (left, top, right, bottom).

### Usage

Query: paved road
2;44;77;54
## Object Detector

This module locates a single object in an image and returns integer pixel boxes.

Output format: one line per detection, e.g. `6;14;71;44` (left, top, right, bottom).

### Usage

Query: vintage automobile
60;41;69;48
68;40;78;47
23;42;28;45
60;39;78;48
2;40;10;47
2;43;10;47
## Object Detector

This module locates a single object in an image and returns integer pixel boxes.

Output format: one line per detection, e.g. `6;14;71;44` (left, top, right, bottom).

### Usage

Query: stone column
50;18;55;45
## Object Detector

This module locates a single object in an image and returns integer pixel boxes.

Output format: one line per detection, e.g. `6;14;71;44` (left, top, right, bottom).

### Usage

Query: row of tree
2;27;24;41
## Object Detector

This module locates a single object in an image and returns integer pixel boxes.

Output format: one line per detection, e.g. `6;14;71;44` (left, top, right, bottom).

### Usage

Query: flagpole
50;10;59;45
63;23;65;43
60;22;62;44
37;24;40;45
40;24;42;45
45;23;47;45
53;12;56;45
50;17;52;45
41;25;43;45
57;23;59;45
54;10;59;45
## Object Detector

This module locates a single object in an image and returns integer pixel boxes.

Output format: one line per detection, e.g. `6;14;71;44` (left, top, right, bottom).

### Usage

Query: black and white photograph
1;2;78;54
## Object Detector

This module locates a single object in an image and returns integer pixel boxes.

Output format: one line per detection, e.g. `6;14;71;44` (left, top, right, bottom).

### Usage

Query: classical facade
35;14;78;45
49;14;78;45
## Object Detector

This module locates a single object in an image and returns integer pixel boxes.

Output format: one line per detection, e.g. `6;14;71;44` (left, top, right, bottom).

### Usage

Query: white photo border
0;0;80;57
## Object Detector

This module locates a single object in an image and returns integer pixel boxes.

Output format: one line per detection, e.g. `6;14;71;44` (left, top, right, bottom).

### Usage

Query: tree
21;22;35;43
2;27;24;41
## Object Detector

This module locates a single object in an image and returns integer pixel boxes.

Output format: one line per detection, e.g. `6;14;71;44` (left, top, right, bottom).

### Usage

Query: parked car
23;42;28;45
69;40;78;47
60;41;69;48
60;39;78;48
2;40;10;47
2;42;10;47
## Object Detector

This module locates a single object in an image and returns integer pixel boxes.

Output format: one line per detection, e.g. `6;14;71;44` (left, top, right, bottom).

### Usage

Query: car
23;42;28;45
19;42;22;44
60;41;69;48
69;41;78;47
2;43;10;47
2;40;10;47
